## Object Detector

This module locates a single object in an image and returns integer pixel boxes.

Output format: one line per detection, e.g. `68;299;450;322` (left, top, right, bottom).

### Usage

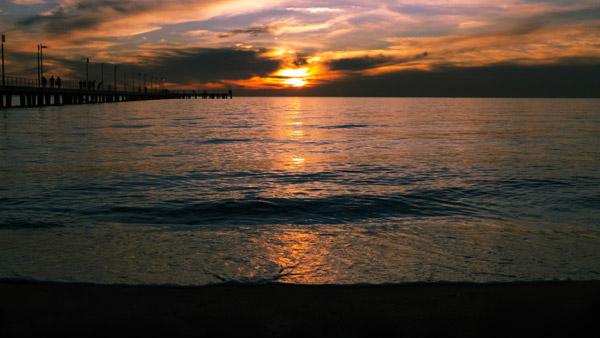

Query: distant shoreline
1;279;598;337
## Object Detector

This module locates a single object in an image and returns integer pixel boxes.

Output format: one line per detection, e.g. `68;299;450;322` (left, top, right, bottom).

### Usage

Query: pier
0;35;232;109
0;77;232;109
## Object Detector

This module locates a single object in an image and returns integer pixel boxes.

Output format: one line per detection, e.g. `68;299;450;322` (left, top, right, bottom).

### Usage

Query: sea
1;97;599;285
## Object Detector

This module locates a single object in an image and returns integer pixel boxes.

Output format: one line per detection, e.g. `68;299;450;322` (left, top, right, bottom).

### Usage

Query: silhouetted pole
86;58;89;91
1;34;5;86
40;45;43;80
37;45;40;87
113;65;117;91
39;44;47;86
101;63;104;87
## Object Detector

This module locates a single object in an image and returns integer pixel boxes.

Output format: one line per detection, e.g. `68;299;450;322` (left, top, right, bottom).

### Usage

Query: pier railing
1;76;163;92
2;76;38;88
1;78;233;108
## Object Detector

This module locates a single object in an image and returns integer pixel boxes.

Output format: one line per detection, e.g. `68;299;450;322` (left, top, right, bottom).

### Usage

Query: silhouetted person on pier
90;81;95;91
41;76;47;88
49;76;55;88
79;80;83;89
56;77;62;88
98;82;103;90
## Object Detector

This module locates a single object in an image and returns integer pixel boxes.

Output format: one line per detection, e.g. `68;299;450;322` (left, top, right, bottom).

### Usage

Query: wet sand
1;280;598;338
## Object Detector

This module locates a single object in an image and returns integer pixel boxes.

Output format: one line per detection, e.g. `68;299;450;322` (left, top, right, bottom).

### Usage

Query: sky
1;0;599;96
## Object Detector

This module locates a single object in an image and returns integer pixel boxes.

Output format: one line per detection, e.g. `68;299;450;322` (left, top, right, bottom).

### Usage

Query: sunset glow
0;1;598;93
277;68;309;79
283;78;307;87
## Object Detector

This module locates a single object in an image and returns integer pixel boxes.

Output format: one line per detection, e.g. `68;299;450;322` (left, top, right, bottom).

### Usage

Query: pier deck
0;85;232;109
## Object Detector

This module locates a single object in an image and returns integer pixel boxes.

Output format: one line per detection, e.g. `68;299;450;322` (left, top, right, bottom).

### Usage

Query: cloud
328;52;429;71
148;47;280;83
286;7;343;14
328;55;391;71
3;0;600;94
12;0;46;4
17;0;281;38
16;46;280;90
18;0;167;35
238;62;600;98
218;25;272;38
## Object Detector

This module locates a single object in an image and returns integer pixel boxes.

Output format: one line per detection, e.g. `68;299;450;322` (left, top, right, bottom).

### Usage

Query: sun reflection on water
262;229;338;284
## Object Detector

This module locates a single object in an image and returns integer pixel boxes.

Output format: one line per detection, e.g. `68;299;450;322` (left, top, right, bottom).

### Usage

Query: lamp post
1;34;5;87
86;57;89;91
38;44;47;87
37;45;40;87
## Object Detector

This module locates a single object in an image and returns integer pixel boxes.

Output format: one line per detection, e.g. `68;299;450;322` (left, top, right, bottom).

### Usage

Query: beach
1;280;598;337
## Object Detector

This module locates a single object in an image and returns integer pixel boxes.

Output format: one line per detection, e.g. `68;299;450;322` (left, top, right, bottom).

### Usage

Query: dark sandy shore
1;280;598;338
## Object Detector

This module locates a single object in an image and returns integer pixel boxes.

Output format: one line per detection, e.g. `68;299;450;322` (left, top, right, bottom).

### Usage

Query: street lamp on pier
113;65;117;92
37;44;48;88
1;34;5;87
85;57;89;91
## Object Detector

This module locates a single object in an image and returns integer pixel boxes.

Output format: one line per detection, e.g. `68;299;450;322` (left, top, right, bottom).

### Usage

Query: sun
283;78;307;87
276;67;310;87
277;68;309;78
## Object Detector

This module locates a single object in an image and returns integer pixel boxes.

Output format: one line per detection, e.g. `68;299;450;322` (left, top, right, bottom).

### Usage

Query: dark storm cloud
149;48;279;83
19;12;101;34
46;47;280;84
504;6;600;36
18;0;137;34
239;61;600;98
328;52;429;71
17;0;158;34
328;56;391;71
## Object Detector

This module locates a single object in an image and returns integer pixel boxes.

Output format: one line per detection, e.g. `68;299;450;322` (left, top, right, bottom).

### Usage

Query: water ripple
79;188;488;225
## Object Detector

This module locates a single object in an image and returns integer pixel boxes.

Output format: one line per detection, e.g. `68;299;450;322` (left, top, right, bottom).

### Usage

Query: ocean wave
318;124;369;129
0;219;64;229
108;124;153;129
81;188;487;226
197;138;253;144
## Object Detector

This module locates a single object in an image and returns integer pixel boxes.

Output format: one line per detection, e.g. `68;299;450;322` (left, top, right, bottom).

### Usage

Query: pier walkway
0;77;232;109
